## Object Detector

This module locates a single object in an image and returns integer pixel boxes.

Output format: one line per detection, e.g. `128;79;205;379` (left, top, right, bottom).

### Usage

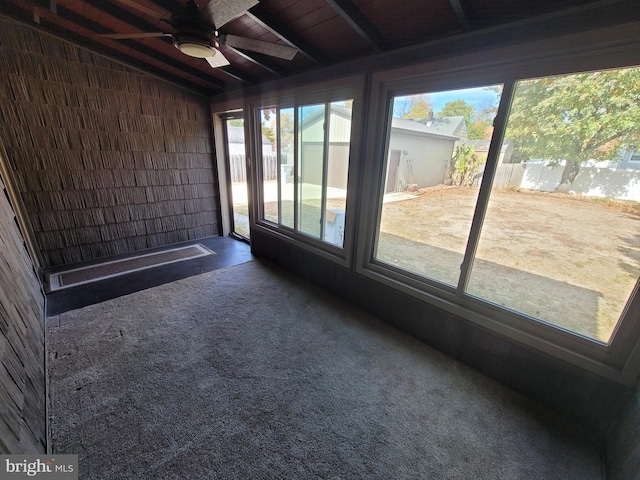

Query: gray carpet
47;259;602;479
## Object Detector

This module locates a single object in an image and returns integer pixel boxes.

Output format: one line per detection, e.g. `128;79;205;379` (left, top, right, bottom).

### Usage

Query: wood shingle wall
0;18;219;267
0;164;46;453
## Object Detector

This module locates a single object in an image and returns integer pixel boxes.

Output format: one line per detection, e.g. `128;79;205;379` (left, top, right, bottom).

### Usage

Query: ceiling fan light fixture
174;35;216;58
101;0;298;70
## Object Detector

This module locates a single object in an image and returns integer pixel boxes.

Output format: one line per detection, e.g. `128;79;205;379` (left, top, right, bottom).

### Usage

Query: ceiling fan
100;0;298;68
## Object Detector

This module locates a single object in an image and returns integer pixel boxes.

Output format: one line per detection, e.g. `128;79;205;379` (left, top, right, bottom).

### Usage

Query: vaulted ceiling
0;0;638;96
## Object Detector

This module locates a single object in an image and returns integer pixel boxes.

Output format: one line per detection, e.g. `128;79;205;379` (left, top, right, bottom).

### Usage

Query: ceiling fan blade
201;0;258;28
206;51;231;68
111;0;171;23
100;32;171;39
222;34;297;60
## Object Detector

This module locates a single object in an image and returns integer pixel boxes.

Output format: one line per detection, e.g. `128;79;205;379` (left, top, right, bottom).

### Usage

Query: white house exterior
386;117;462;191
301;107;465;192
228;125;273;155
299;105;352;190
618;149;640;170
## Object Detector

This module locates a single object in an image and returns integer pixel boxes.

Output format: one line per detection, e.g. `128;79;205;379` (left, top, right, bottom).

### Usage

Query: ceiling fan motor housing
171;6;219;58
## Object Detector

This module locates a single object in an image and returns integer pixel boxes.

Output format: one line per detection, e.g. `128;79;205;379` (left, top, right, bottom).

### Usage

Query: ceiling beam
246;4;328;66
224;46;288;76
325;0;386;51
142;0;182;14
216;64;258;84
83;0;167;35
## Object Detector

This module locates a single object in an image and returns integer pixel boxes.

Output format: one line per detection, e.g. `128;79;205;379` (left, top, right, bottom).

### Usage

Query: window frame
356;51;640;385
246;78;365;268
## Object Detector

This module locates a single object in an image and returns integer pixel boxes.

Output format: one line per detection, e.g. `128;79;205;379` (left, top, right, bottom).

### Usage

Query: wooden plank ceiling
0;0;612;96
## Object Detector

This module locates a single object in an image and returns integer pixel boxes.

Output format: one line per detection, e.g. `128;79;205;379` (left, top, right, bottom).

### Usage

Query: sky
395;85;503;117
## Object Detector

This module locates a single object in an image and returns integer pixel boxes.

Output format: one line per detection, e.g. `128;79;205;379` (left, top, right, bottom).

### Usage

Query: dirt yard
377;185;640;342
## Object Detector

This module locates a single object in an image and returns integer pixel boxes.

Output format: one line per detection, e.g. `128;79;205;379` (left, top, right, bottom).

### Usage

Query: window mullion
293;106;299;232
320;103;331;241
276;108;282;225
456;80;516;295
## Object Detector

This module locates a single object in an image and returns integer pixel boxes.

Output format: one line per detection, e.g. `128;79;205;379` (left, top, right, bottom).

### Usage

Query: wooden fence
230;154;278;182
493;163;525;188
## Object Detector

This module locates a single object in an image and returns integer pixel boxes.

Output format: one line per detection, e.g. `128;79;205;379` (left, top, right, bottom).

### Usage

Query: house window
258;100;353;248
371;66;640;347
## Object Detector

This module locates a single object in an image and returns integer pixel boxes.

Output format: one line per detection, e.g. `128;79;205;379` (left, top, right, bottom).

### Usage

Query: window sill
357;260;640;386
253;221;352;269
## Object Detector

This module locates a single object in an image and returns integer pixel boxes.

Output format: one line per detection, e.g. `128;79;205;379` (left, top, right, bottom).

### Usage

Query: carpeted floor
47;259;602;479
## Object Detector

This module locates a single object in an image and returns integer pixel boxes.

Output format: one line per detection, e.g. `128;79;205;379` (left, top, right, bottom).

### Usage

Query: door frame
386;149;401;193
213;109;250;242
221;112;250;242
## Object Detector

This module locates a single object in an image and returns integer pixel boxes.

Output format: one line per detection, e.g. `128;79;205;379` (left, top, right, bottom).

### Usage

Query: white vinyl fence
520;161;640;201
480;161;640;201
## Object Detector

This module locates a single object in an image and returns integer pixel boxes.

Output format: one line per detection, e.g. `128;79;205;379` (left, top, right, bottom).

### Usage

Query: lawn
377;185;640;342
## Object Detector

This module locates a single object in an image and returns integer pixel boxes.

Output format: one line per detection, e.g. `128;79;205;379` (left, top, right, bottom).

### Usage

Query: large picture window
376;85;503;287
373;66;640;346
258;100;353;248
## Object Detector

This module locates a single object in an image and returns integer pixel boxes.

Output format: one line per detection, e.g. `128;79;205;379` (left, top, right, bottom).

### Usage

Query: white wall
387;133;455;190
327;144;350;190
520;161;640;201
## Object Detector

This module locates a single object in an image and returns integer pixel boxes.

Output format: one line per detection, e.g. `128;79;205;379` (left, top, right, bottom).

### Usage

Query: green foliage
262;125;275;146
447;144;483;187
467;120;491;140
396;94;432;119
260;109;294;155
278;111;294;154
439;99;494;140
402;100;432;119
506;67;640;185
439;99;475;124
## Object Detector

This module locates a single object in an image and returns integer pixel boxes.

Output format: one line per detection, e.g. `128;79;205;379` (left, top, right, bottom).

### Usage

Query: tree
281;112;295;151
260;109;294;155
469;99;499;140
439;98;496;140
467;120;491;140
506;67;640;190
261;124;275;146
439;99;475;124
394;94;432;119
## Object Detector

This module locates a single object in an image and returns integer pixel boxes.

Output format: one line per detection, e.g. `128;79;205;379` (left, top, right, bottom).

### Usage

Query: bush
447;144;483;187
